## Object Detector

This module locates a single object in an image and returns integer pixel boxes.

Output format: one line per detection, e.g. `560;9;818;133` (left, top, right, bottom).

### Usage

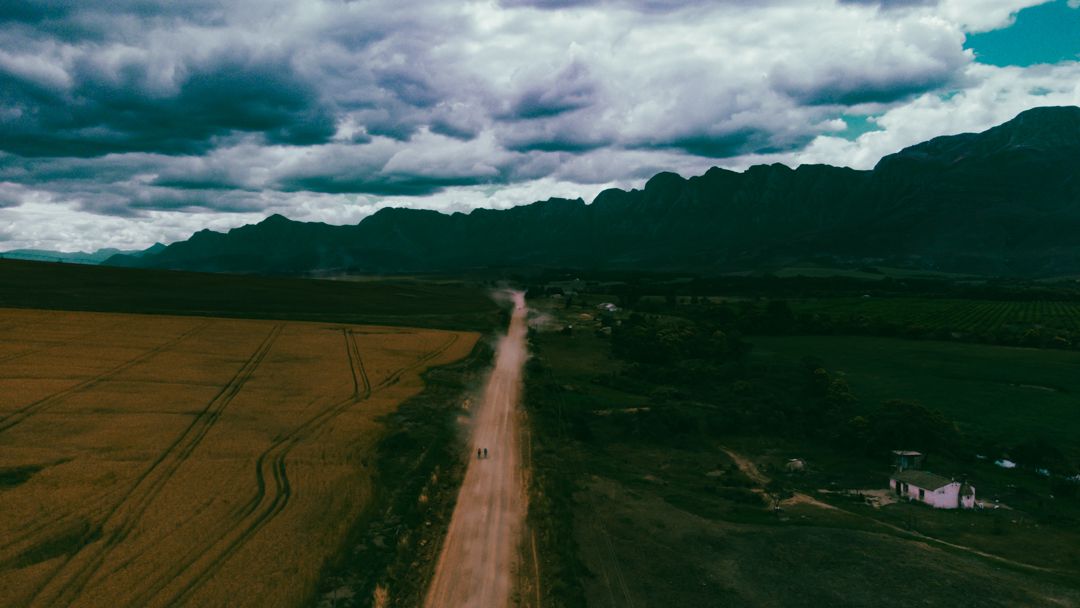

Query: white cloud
786;61;1080;169
937;0;1053;32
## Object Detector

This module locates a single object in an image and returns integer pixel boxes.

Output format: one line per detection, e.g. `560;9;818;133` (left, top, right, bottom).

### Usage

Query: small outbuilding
891;450;924;471
890;470;975;509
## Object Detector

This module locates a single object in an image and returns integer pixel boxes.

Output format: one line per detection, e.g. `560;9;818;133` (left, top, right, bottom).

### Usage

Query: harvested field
0;308;478;608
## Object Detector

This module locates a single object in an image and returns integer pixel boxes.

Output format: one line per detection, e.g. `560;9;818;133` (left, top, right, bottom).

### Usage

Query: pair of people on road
476;447;489;459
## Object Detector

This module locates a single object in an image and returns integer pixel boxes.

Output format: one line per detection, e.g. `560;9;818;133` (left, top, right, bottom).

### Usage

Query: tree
1011;438;1066;471
864;399;960;455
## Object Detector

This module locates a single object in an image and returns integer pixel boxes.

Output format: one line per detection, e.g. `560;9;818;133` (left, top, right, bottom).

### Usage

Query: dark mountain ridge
108;106;1080;277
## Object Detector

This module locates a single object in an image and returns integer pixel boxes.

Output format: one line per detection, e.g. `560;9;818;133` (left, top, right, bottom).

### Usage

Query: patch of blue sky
964;0;1080;67
836;114;883;140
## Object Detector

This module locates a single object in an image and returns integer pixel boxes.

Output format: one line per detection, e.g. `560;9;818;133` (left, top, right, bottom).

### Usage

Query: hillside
107;106;1080;277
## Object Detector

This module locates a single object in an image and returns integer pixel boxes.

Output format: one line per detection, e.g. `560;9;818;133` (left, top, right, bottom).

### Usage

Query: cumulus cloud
0;0;1075;250
757;61;1080;170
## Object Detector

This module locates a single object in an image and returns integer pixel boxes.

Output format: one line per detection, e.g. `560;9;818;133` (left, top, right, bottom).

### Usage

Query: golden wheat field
0;308;478;608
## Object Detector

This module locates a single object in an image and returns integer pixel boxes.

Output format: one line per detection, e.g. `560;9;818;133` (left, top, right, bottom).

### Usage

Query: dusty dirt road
425;292;528;608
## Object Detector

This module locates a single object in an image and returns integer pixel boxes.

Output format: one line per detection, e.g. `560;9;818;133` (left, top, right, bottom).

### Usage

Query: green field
0;259;498;330
789;297;1080;337
751;335;1080;454
771;265;981;281
525;325;1080;608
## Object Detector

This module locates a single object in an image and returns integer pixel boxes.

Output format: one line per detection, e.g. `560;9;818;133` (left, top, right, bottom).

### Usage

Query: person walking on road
478;448;482;459
483;448;488;459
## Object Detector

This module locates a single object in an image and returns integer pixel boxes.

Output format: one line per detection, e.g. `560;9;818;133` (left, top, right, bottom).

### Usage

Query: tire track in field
0;484;127;565
0;319;201;566
0;322;209;434
122;328;374;607
0;322;199;562
25;324;284;608
105;327;371;597
372;332;460;391
0;347;42;364
137;331;460;608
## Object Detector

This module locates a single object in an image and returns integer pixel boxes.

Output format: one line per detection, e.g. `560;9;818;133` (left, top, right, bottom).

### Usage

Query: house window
919;489;925;500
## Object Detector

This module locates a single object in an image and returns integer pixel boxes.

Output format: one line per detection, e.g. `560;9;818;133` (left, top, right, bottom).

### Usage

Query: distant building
890;470;975;509
892;450;924;471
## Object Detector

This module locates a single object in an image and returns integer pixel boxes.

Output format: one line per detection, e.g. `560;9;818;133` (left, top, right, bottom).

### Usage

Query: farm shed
890;470;975;509
891;450;924;471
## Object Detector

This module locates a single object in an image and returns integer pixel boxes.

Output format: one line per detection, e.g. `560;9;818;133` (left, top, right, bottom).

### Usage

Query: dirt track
425;292;528;608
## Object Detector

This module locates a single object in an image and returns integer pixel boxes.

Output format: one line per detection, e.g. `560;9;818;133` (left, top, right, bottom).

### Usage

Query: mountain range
2;244;165;265
106;106;1080;277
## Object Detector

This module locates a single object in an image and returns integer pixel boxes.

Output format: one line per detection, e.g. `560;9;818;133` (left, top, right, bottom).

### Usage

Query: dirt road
425;291;528;608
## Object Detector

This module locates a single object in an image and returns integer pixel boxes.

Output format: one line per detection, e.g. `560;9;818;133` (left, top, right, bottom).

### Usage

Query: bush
861;399;961;455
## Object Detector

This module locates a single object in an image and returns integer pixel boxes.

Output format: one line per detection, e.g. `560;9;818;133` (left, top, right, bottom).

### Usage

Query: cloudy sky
1;0;1078;252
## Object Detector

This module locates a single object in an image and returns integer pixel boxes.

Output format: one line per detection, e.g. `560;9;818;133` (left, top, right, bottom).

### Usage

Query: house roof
891;470;954;491
892;450;923;456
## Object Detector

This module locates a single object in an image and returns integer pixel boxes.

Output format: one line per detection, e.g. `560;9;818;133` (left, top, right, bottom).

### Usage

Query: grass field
524;318;1080;608
0;307;478;608
770;265;980;281
0;259;499;330
750;335;1080;454
788;297;1080;337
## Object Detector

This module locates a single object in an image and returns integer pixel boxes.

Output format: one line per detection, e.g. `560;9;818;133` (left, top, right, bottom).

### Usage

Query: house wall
961;490;976;509
890;478;966;509
924;483;960;508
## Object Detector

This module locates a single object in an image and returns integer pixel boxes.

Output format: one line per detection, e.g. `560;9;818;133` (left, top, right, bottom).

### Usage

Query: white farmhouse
889;470;975;509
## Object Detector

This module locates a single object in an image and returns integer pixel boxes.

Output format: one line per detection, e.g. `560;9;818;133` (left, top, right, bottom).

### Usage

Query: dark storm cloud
500;118;614;153
151;175;245;191
665;132;782;158
0;190;23;208
506;62;596;120
47;178;269;217
0;49;335;158
838;0;938;8
510;138;612;153
361;117;423;141
430;116;483;140
375;67;444;109
638;126;813;158
280;174;498;196
0;154;160;184
773;66;958;106
0;1;226;44
0;0;219;23
498;0;724;11
126;188;265;213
